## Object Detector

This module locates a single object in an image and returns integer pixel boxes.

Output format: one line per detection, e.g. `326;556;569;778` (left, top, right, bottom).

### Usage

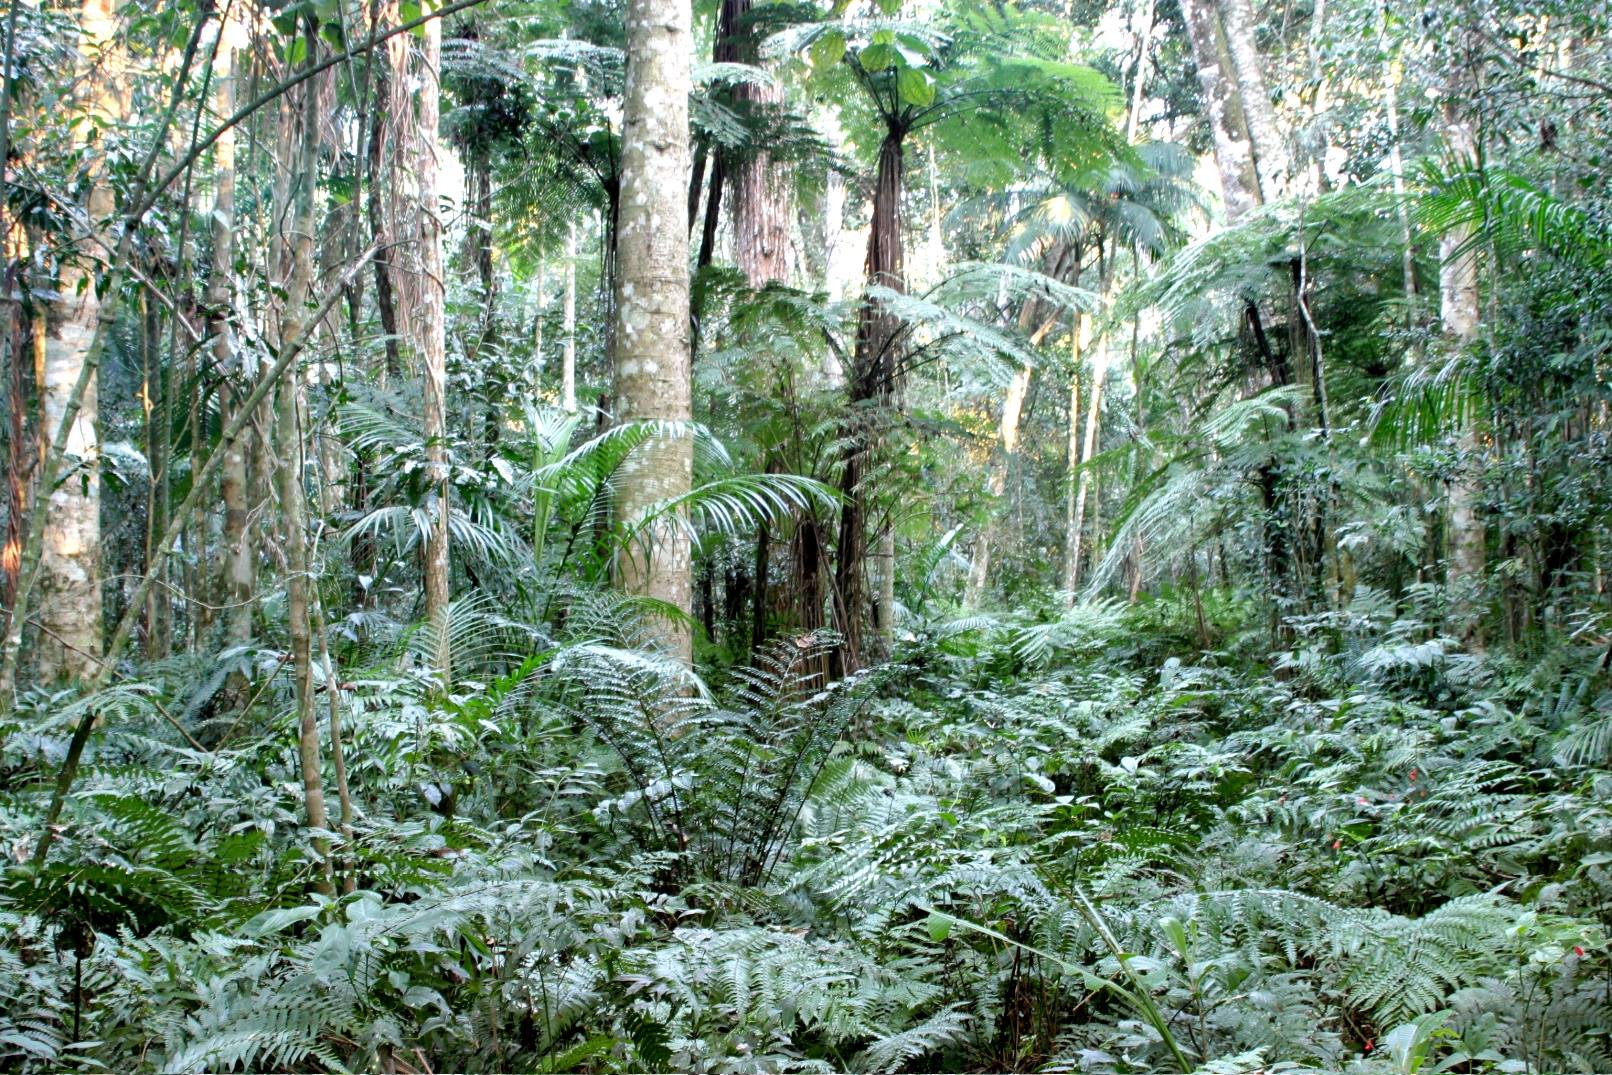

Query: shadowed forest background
0;0;1610;1069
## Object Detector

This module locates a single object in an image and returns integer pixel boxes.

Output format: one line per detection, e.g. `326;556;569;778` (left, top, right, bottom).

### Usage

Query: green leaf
243;903;323;938
926;912;952;942
875;0;902;14
897;66;935;107
808;30;845;69
860;42;895;72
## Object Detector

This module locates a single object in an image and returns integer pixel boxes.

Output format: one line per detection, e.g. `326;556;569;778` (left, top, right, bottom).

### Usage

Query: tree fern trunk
835;126;905;670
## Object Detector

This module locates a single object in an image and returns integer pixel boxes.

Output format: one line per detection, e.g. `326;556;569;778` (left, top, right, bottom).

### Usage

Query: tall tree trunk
1440;102;1485;635
140;292;170;657
0;0;22;629
964;365;1031;608
367;42;403;382
1216;0;1288;200
414;19;452;685
1067;329;1109;590
562;219;578;412
1177;0;1259;221
967;289;1065;609
34;0;121;683
1381;40;1416;317
277;20;334;893
723;0;790;287
2;264;25;627
209;40;254;687
614;0;694;661
533;247;545;374
1061;310;1092;598
1125;0;1156;143
834;126;904;670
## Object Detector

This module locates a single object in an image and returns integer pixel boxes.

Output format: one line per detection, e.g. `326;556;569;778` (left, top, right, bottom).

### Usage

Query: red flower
1364;1038;1374;1052
1331;839;1342;851
1575;946;1586;957
1409;769;1418;781
1358;797;1368;806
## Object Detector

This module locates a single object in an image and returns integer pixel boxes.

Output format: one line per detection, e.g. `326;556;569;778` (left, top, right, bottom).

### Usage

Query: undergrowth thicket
1;591;1607;1074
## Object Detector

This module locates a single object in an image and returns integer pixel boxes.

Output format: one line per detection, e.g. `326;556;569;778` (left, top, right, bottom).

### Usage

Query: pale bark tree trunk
1061;310;1092;597
967;283;1067;609
614;0;694;662
1125;0;1156;144
1440;104;1485;629
1382;45;1416;316
562;218;577;412
534;251;545;374
964;364;1032;608
818;109;851;385
413;19;452;685
1177;0;1259;221
210;41;255;687
922;140;943;281
35;0;121;683
1216;0;1288;200
38;240;105;684
276;21;333;893
1067;329;1109;591
874;526;895;648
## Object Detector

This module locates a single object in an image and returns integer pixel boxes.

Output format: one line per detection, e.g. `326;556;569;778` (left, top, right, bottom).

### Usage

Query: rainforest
0;0;1609;1070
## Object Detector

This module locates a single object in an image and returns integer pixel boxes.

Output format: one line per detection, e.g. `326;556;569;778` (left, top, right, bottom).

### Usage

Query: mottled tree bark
614;0;694;662
210;40;255;691
1177;0;1259;221
1216;0;1288;199
1441;103;1485;632
276;20;334;892
1061;310;1091;598
1382;47;1416;315
562;219;578;412
414;19;452;685
1067;326;1109;592
35;0;121;683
